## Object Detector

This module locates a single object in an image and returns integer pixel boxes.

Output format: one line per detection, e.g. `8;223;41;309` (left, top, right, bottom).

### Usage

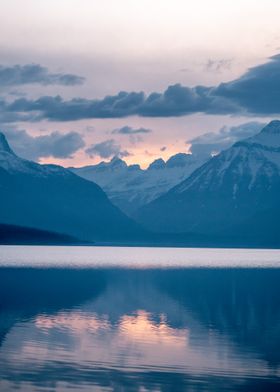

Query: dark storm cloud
213;54;280;115
3;128;85;160
138;84;216;117
2;85;234;121
0;64;85;87
189;122;265;158
85;139;131;159
1;55;280;121
4;91;146;121
111;126;152;135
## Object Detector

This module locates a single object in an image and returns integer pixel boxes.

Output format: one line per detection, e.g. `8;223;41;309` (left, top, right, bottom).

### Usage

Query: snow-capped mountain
135;121;280;242
71;153;208;215
0;133;144;242
0;132;74;177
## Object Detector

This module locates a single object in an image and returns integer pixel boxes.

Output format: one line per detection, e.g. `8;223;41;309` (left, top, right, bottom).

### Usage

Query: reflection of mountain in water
0;268;280;392
156;269;280;368
0;268;107;345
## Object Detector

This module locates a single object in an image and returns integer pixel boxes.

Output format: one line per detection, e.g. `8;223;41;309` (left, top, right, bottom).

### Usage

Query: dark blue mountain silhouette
0;223;80;245
0;133;145;243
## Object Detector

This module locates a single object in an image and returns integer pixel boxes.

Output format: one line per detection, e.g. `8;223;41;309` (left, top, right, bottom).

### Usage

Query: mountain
0;133;144;243
135;121;280;245
70;153;207;215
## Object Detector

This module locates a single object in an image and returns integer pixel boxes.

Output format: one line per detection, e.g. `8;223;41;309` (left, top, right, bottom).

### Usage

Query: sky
0;0;280;167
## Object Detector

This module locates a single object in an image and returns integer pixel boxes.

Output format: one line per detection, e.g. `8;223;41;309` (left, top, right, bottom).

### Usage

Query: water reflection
0;267;280;391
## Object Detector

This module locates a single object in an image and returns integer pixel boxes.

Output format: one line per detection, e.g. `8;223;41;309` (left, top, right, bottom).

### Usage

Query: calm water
0;246;280;392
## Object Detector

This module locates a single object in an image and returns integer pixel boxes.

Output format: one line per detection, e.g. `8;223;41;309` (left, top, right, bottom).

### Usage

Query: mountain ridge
134;120;280;243
70;152;208;215
0;133;145;242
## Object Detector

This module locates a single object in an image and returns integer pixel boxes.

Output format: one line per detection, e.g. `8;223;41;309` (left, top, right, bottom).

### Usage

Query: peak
128;163;141;171
110;156;127;168
0;133;15;155
235;120;280;149
166;153;192;168
260;120;280;134
148;158;166;170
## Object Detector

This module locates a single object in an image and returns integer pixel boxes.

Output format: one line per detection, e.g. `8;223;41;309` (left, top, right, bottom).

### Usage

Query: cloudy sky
0;0;280;167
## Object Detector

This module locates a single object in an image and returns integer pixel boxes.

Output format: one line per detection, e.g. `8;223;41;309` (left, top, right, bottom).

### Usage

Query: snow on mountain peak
166;153;194;168
261;120;280;134
0;132;73;178
175;121;280;195
243;120;280;148
71;152;208;215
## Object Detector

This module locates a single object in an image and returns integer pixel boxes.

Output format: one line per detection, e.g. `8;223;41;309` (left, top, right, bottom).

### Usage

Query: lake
0;246;280;391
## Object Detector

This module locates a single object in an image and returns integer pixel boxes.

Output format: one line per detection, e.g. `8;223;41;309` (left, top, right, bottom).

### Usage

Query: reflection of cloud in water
119;311;188;347
8;307;272;380
36;310;187;347
36;312;110;333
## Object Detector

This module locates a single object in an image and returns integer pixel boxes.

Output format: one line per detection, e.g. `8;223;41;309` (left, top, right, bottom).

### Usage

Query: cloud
0;80;237;121
213;54;280;115
1;55;280;121
0;64;84;87
189;121;265;158
204;58;233;73
2;84;229;121
111;126;151;146
3;128;85;160
139;84;222;117
111;126;152;135
3;91;146;122
85;139;131;159
128;135;144;145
